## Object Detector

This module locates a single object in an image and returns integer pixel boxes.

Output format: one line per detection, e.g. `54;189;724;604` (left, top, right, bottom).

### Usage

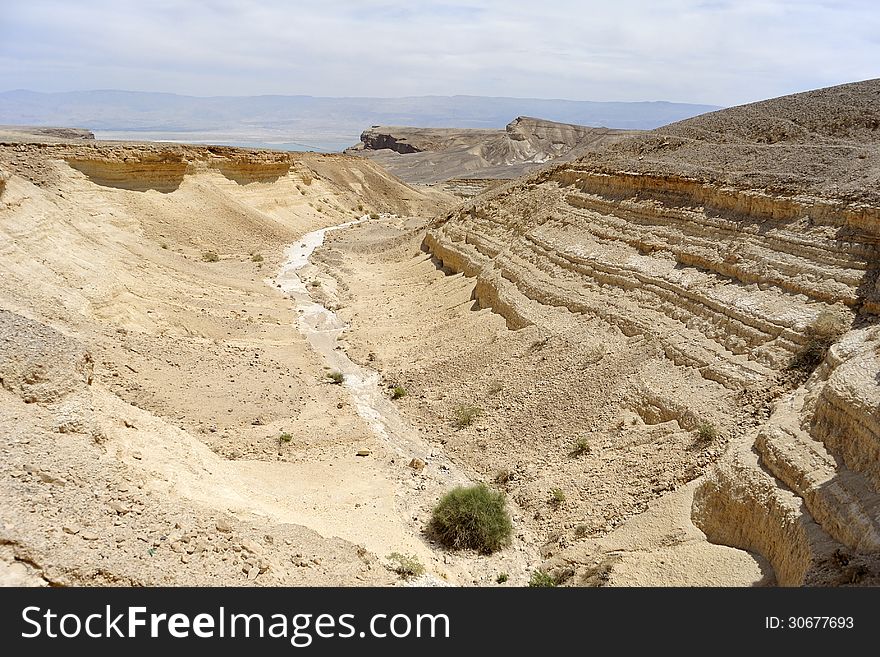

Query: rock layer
424;79;880;585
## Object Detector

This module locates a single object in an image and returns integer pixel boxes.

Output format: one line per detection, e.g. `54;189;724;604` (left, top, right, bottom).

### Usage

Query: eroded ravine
273;216;468;469
271;216;508;584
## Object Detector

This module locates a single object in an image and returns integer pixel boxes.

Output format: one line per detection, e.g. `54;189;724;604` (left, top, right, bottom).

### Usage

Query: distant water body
93;131;348;153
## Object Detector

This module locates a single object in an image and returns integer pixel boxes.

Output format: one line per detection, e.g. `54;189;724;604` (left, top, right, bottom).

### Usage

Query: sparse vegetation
201;251;220;262
495;573;509;584
487;380;503;395
279;432;293;443
453;404;481;428
788;310;847;375
251;253;264;263
549;488;566;507
574;524;590;538
369;212;379;220
528;570;557;587
327;371;344;384
391;385;407;399
310;280;321;287
357;203;364;212
569;436;591;457
428;483;512;554
696;422;718;442
387;552;425;579
160;242;168;249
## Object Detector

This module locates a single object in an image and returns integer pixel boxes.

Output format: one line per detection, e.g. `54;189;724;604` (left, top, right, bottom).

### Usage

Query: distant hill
348;116;641;185
0;90;720;152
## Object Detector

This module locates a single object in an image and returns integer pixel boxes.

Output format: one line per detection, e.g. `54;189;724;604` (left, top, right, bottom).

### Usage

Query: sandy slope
0;142;467;585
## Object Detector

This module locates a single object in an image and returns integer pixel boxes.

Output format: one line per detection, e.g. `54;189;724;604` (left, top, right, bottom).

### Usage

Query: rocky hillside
348;117;641;187
0;141;450;586
424;79;880;585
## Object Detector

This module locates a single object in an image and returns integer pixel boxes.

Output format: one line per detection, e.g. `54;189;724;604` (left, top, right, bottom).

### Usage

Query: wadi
1;79;878;587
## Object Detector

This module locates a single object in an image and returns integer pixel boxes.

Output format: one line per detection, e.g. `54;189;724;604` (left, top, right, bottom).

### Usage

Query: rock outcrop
348;117;641;186
424;79;880;585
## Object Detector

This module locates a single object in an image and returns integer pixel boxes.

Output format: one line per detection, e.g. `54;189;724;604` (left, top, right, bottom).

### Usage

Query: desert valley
1;79;878;588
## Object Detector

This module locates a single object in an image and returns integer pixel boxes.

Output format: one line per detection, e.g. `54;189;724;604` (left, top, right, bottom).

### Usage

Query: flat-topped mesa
357;128;426;154
348;117;642;186
0;125;95;142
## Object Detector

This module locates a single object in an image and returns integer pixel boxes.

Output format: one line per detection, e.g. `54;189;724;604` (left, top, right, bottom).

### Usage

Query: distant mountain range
0;89;721;152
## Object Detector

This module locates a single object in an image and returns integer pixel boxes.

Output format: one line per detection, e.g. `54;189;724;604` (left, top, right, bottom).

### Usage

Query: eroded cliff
424;79;880;585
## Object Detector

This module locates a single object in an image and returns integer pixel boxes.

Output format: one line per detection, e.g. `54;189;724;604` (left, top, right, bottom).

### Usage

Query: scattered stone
62;524;80;535
356;449;371;457
247;566;259;581
408;458;426;471
80;530;99;541
215;518;233;533
107;500;128;514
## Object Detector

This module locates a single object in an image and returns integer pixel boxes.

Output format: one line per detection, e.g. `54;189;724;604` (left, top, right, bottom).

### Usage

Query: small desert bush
387;552;425;579
569;436;591;457
279;432;293;443
428;484;512;554
789;311;847;374
487;380;503;395
251;253;264;263
327;371;344;384
528;570;557;587
495;573;509;584
549;488;566;507
574;524;590;538
453;404;481;428
202;251;220;262
696;422;718;442
391;385;407;399
369;212;380;220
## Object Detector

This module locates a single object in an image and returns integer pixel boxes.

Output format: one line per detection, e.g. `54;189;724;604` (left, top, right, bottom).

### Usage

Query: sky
1;0;877;106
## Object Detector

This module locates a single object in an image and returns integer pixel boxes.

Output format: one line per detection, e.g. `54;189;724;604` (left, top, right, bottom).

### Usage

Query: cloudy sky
1;0;877;106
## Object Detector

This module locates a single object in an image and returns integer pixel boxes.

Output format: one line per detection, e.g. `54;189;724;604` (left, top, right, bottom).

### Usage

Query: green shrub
391;385;407;399
549;488;566;507
428;484;512;554
327;371;344;384
569;436;591;457
528;570;557;587
387;552;425;579
453;404;481;428
495;573;509;584
788;311;846;374
697;422;718;442
251;253;264;263
279;432;293;443
202;251;219;262
369;212;380;220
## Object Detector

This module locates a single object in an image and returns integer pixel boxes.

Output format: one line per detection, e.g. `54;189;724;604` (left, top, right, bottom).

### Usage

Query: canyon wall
424;79;880;585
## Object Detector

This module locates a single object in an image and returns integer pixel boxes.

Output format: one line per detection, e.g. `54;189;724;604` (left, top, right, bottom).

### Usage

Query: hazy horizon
2;1;877;108
0;89;721;152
